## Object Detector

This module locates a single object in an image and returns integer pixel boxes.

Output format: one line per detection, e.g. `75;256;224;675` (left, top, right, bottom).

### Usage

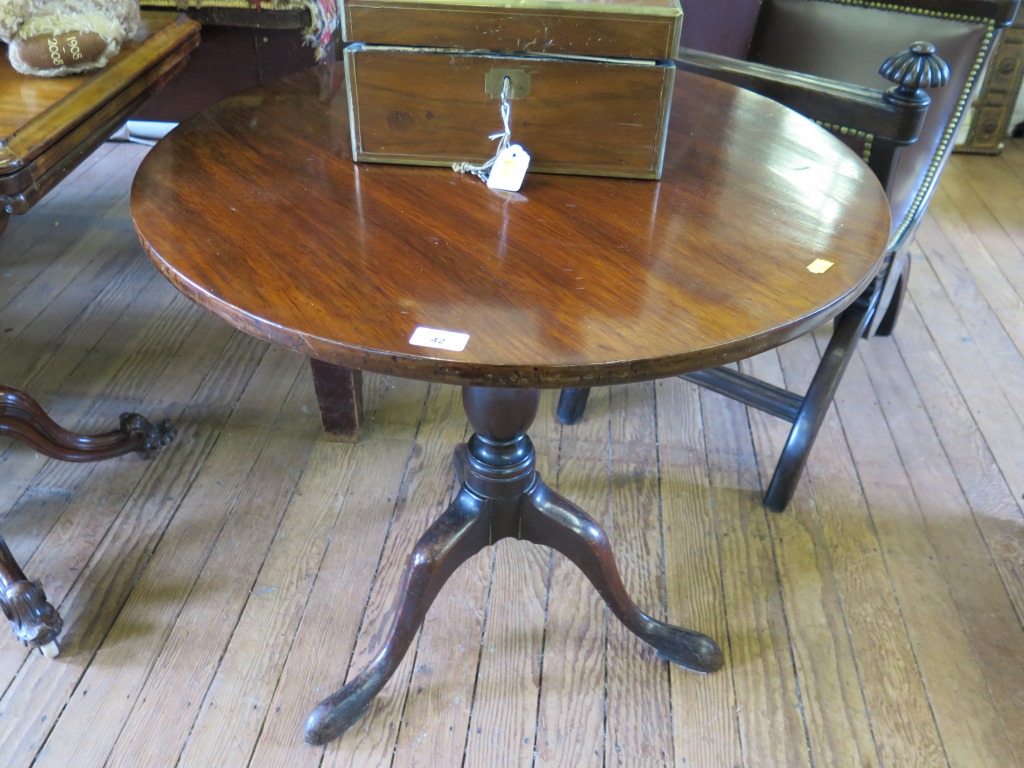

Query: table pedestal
304;386;724;745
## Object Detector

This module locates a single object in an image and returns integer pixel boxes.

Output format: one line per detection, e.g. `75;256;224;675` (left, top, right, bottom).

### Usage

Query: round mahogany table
131;63;890;745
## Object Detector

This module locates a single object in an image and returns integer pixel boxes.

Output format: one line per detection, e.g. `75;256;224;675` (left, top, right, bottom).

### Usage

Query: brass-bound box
342;0;682;179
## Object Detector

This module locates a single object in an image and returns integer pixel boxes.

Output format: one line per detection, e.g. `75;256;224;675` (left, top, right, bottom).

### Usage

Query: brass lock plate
484;68;532;99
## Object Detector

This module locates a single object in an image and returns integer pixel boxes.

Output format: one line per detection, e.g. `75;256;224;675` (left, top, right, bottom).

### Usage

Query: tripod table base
304;386;723;746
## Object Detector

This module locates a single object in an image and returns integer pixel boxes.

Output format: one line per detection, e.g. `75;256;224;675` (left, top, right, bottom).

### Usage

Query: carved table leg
522;483;723;671
304;386;723;745
0;386;176;461
304;487;492;744
0;386;176;654
0;535;62;657
309;361;363;442
0;210;9;238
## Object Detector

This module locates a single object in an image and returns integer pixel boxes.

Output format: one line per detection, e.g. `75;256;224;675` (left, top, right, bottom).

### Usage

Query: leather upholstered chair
558;0;1021;511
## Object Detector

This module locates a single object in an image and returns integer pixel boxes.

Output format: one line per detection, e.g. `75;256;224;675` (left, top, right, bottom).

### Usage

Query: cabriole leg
304;488;491;745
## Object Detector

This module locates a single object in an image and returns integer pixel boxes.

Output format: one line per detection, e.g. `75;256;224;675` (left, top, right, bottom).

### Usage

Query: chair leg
558;285;884;512
871;249;911;338
556;387;591;425
762;292;877;511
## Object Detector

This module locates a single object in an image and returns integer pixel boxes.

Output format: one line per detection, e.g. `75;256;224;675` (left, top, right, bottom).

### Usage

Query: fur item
1;0;140;77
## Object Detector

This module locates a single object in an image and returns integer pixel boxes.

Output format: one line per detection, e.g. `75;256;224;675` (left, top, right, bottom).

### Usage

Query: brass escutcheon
484;68;531;99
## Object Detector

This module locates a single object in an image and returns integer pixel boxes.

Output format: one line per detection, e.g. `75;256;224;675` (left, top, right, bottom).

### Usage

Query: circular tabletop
131;63;890;389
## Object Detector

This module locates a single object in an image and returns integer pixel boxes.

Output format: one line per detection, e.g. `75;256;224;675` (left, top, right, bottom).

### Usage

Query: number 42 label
409;326;470;352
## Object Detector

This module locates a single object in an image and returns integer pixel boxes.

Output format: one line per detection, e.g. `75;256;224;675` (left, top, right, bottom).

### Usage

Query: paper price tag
486;144;530;192
409;326;470;352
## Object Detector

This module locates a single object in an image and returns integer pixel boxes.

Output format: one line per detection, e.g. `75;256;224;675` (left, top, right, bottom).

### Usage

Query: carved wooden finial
880;41;951;106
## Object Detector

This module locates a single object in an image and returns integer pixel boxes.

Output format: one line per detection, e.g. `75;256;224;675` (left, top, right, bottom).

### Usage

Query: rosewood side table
130;63;891;745
0;12;198;655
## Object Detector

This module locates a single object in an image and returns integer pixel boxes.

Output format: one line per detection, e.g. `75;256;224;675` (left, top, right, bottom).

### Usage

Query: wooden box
342;0;682;179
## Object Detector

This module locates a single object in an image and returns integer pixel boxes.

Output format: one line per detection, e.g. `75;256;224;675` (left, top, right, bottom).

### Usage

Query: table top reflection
131;62;890;389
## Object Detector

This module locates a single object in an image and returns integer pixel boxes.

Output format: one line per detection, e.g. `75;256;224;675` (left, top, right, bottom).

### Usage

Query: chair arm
674;47;928;146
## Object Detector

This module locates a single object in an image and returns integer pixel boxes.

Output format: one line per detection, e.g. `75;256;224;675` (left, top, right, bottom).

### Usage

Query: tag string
453;77;513;182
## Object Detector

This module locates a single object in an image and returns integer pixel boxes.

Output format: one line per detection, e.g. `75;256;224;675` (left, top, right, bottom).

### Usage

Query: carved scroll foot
522;480;723;673
0;536;63;655
304;487;492;745
2;581;63;655
117;412;177;458
0;386;176;462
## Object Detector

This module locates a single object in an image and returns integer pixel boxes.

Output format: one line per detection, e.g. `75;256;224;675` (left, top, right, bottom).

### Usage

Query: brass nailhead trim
815;1;996;244
893;25;994;244
821;0;992;26
817;121;875;164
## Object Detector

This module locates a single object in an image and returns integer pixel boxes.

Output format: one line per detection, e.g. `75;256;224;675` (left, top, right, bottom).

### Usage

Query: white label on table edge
409;326;470;352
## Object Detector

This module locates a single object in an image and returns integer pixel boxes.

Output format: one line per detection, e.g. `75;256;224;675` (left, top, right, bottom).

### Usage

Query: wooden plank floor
0;138;1022;767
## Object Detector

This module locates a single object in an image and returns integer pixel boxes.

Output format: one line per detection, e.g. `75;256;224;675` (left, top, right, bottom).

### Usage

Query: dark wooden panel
131;25;320;123
346;45;673;178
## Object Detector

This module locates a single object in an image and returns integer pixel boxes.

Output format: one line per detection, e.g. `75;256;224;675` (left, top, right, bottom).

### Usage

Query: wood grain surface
131;63;890;388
